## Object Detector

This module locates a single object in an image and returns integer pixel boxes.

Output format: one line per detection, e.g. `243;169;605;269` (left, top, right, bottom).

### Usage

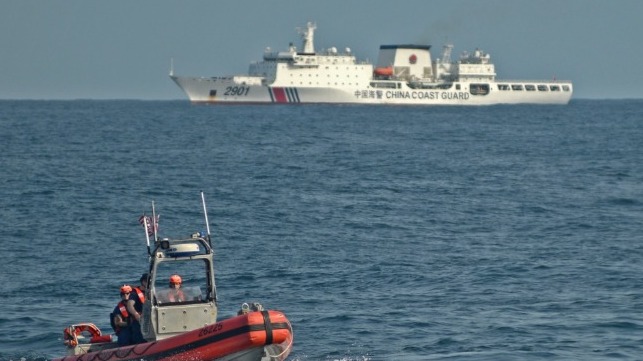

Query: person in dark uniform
126;273;148;344
111;285;133;346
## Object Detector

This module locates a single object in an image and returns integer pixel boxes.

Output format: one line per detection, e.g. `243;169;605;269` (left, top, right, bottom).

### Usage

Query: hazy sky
1;0;641;100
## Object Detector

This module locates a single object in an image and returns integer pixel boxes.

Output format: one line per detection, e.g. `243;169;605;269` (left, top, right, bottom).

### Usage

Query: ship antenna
201;191;212;247
169;58;174;76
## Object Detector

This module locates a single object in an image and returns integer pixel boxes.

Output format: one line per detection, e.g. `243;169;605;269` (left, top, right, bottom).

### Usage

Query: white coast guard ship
171;22;572;105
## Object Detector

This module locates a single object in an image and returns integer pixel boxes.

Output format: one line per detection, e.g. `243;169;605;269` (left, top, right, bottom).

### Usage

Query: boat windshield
155;286;203;304
152;258;212;305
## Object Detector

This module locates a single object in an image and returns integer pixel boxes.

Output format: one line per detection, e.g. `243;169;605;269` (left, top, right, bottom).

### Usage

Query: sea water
0;100;642;360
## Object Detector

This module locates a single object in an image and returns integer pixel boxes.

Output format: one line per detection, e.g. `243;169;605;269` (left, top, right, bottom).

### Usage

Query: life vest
133;287;145;313
133;287;146;304
110;301;130;334
117;301;129;318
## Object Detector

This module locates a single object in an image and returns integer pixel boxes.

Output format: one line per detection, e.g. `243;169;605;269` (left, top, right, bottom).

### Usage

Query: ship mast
436;44;454;81
298;21;316;54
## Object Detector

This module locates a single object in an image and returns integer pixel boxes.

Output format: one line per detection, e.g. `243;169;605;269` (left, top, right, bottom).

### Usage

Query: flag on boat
138;214;158;237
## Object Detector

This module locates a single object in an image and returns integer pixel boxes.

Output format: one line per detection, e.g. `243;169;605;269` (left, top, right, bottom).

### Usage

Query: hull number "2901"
224;86;250;96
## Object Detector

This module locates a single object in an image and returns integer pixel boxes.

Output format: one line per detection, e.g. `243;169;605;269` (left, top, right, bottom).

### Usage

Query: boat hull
53;310;292;361
171;75;572;105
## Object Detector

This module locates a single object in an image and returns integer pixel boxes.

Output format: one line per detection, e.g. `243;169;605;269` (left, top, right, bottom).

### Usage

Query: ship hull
171;76;572;105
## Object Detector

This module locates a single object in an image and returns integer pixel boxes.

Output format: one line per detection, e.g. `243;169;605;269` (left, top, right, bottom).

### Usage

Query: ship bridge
249;22;372;87
453;48;496;81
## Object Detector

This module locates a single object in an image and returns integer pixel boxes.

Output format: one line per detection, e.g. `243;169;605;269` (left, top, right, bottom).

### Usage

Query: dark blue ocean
1;100;642;360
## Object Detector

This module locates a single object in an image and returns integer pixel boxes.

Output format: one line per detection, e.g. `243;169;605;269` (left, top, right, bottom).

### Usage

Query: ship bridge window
470;83;490;96
562;85;570;92
498;84;510;91
537;85;548;91
511;84;523;91
550;85;561;91
525;85;536;91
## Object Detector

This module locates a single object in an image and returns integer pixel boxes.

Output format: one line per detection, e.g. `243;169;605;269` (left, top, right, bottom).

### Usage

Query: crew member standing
111;285;133;346
126;273;148;344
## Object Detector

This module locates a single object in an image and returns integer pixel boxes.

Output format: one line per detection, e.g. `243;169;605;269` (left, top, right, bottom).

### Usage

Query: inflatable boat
53;193;293;361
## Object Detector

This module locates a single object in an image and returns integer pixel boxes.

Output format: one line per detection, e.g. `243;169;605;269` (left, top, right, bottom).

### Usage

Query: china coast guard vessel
171;22;572;105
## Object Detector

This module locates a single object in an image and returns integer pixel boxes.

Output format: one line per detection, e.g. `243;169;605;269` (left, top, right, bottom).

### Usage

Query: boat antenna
169;58;174;76
200;191;212;247
152;201;158;243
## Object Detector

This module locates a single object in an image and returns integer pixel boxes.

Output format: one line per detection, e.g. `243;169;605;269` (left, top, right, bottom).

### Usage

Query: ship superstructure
171;22;572;105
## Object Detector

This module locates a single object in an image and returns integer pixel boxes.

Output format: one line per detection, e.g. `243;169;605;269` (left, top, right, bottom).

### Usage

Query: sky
1;0;642;100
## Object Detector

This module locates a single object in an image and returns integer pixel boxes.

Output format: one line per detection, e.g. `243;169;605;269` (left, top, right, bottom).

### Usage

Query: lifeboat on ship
53;193;293;361
373;66;393;77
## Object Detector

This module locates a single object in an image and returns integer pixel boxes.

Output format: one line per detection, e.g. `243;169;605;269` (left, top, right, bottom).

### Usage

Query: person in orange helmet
110;285;133;346
167;274;186;302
